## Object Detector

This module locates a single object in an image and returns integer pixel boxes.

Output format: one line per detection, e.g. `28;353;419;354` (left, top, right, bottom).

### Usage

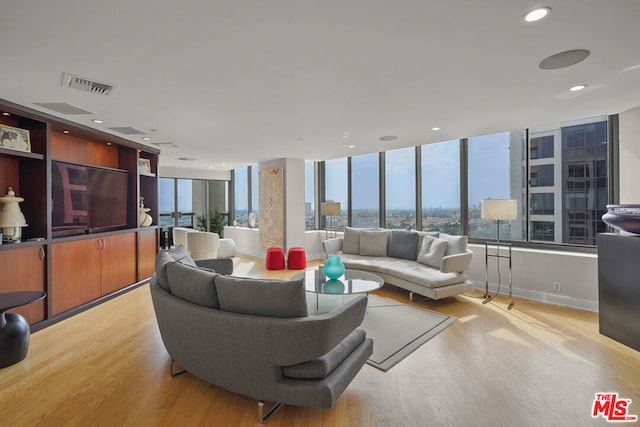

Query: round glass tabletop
293;268;383;295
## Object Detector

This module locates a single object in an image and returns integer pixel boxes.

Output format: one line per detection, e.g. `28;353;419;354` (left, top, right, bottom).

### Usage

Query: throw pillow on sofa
359;230;388;256
417;235;448;268
388;230;419;260
438;233;468;256
166;261;220;309
215;276;309;318
342;227;362;254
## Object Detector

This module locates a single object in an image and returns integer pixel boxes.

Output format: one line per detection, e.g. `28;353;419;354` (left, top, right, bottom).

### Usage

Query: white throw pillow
438;233;467;256
342;227;362;254
417;235;448;268
359;230;388;256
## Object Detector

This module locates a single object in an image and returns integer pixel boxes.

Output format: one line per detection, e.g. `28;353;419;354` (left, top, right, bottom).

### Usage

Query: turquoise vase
323;255;345;280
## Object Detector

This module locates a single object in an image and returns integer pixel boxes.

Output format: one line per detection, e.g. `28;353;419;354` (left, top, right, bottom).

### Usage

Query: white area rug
362;294;456;371
307;293;456;371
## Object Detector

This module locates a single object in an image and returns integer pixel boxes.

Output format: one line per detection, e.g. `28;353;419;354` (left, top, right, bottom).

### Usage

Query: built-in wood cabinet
0;98;159;328
0;245;46;324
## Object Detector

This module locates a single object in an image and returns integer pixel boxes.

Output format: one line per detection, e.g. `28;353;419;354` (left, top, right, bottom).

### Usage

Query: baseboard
473;281;599;312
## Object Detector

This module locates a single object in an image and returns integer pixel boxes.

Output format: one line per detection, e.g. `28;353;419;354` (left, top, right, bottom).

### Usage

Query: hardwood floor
1;254;639;426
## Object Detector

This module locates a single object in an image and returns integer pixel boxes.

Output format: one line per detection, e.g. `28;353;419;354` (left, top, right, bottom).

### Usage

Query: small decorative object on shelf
138;198;152;227
138;158;151;173
323;254;345;280
0;187;28;243
602;204;640;234
0;124;31;153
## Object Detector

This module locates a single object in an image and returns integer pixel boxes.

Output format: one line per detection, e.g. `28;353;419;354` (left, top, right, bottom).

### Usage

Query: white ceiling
1;1;640;172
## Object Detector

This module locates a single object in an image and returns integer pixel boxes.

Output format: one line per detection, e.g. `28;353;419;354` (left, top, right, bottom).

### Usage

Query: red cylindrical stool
287;247;307;270
265;247;285;270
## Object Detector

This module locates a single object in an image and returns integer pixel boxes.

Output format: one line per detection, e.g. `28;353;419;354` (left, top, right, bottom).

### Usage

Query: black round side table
0;291;46;368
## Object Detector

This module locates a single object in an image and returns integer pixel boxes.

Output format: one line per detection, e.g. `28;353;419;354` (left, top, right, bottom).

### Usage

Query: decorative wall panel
259;167;284;248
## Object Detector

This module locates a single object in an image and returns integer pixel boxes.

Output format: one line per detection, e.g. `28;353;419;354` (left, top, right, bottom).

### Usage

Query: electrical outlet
552;281;561;292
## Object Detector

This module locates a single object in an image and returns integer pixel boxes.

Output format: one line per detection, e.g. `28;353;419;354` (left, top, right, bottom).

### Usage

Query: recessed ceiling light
569;84;587;91
379;135;398;141
221;163;227;166
348;145;356;149
432;127;441;131
92;119;104;124
1;112;9;116
523;7;551;22
142;137;151;141
63;130;70;134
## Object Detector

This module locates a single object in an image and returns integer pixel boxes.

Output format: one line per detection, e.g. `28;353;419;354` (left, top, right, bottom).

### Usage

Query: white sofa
172;227;236;259
322;228;474;300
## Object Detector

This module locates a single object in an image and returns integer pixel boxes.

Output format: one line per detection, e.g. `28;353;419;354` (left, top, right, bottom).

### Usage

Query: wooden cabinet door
138;228;158;280
101;233;137;295
0;245;46;324
51;239;102;315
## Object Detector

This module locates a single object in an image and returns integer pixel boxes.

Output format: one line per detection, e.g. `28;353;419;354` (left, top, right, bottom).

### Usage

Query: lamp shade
481;199;517;220
321;202;341;216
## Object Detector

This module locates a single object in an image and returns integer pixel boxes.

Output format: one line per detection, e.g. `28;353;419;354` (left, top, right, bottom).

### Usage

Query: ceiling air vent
62;72;117;96
177;157;197;161
152;142;180;148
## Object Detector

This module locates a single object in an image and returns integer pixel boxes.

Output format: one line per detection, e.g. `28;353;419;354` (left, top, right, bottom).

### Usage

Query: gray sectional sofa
322;228;474;300
150;246;373;422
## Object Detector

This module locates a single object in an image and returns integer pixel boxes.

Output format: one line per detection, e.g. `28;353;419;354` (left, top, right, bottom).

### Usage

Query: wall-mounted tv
51;161;130;237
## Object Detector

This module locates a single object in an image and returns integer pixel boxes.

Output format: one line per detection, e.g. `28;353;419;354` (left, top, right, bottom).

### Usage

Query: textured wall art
258;167;284;249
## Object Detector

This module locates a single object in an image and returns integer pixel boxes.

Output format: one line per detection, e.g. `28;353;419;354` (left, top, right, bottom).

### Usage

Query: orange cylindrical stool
265;247;285;270
287;247;307;270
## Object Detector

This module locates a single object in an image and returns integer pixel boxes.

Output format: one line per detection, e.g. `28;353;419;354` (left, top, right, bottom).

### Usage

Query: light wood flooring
1;254;639;426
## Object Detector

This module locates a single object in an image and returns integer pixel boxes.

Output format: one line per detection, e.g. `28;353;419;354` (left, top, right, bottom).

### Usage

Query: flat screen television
52;161;130;237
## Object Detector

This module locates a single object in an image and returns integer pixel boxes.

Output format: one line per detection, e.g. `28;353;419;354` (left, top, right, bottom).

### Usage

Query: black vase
602;204;640;234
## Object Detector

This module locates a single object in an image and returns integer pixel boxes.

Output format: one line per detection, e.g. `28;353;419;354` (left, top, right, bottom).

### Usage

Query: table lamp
0;187;28;244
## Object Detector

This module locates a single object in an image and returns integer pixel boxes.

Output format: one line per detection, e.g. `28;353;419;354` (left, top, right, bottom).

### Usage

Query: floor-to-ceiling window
385;147;416;229
467;130;526;240
234;166;248;227
305;160;315;230
351;153;379;228
250;163;259;227
421;140;460;234
528;116;608;245
324;158;348;229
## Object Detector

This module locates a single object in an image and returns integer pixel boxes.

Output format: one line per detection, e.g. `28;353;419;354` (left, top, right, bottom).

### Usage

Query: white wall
467;244;598;311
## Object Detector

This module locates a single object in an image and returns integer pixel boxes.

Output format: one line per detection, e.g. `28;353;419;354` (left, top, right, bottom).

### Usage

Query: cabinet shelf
0;147;44;160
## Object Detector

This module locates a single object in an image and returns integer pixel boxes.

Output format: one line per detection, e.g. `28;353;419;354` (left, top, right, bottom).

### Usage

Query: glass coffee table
292;268;384;313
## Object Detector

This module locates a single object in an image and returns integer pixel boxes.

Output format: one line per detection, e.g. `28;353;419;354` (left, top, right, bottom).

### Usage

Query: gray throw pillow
387;230;419;260
342;227;362;254
438;233;468;256
166;261;219;308
415;231;440;260
359;230;388;256
417;236;448;268
215;276;309;318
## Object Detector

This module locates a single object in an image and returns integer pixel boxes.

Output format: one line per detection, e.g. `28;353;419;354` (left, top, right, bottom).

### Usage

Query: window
530;135;554;159
529;116;608;245
351;153;379;228
325;158;347;229
530;164;554;187
530;193;554;215
385;147;416;229
421;140;460;234
305;160;315;230
234;166;248;226
468;130;525;240
251;164;259;226
531;221;555;241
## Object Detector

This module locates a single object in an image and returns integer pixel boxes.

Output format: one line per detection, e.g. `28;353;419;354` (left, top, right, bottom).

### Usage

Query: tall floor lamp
481;199;517;309
321;202;341;239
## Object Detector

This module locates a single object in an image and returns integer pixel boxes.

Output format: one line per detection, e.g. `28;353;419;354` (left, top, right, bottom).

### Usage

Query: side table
0;291;46;368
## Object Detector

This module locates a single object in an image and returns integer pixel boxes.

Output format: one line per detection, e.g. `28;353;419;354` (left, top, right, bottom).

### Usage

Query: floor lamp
481;199;517;309
321;202;341;239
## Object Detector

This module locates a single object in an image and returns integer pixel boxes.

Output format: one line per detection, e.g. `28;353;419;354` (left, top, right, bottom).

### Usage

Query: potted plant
196;210;227;238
